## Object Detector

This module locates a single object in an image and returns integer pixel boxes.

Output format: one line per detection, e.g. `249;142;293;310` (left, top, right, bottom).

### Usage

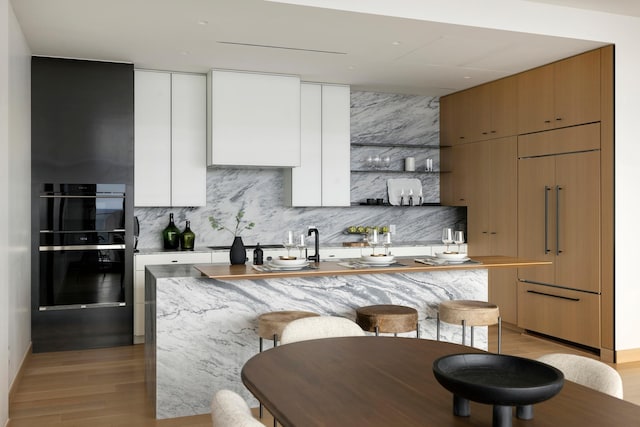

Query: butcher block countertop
193;256;550;280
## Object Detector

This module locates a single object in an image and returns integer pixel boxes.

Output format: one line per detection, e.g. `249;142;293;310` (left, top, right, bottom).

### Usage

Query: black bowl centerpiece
432;353;564;427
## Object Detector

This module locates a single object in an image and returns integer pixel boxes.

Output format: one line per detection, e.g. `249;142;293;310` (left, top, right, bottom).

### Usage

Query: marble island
145;256;549;419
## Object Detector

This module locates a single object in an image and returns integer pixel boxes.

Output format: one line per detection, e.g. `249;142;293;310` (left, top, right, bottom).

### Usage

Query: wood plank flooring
9;325;640;426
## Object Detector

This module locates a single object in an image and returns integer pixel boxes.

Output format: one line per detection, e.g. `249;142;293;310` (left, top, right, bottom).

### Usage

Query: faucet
307;227;320;262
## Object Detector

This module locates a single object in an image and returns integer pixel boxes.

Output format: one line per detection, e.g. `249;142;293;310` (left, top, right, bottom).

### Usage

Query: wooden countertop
193;256;550;280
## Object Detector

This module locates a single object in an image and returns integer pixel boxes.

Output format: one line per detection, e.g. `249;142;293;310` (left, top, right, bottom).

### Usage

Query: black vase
230;236;246;265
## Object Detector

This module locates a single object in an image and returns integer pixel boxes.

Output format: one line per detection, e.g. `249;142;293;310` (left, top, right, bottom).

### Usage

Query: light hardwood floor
9;326;640;426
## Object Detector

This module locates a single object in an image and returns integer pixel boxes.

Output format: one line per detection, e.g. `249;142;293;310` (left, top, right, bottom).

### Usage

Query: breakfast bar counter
145;256;548;419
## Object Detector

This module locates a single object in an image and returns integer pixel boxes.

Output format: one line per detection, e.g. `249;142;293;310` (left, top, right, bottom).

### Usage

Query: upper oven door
40;183;126;233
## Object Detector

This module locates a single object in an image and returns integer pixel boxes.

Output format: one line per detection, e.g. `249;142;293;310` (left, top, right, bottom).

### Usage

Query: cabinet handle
556;186;562;255
490;130;496;134
556;117;563;121
544;186;551;254
459;136;465;140
544;120;551;123
482;231;489;234
527;289;579;302
171;260;178;263
490;232;497;235
482;132;488;135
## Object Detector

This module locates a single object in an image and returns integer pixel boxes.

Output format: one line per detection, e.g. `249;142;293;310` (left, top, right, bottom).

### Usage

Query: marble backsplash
135;91;465;250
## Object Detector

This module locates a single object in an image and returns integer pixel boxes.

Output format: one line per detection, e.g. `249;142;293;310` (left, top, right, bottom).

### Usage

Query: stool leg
470;325;475;348
498;316;502;354
436;313;440;341
416;322;420;339
259;337;264;418
375;326;379;337
461;320;466;346
273;334;277;348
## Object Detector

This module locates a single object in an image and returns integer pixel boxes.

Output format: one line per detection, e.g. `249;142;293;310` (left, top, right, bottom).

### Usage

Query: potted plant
208;208;255;265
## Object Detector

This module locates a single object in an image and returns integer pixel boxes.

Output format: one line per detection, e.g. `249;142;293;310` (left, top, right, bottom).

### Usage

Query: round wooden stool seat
437;300;502;353
355;304;419;336
258;310;320;341
438;300;499;326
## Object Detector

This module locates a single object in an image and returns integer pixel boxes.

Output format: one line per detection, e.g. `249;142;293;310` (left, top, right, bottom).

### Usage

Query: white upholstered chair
280;315;365;345
537;353;624;399
211;389;264;427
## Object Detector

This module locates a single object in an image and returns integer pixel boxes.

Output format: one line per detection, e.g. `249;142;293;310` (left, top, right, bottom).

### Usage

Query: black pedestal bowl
433;353;564;427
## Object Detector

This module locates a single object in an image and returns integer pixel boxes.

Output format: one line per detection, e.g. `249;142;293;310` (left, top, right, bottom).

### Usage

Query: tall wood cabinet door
554;49;600;129
517;155;556;285
489;137;518;256
517;63;554;134
449;144;474;206
450;89;475;144
487;137;518;324
489;77;517;139
555;151;601;293
466;141;491;255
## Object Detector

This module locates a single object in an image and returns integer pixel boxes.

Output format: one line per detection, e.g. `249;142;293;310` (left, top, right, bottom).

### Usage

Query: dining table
241;336;640;426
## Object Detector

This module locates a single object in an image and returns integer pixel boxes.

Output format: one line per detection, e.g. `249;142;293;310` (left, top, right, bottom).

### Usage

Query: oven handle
39;244;126;251
39;194;125;198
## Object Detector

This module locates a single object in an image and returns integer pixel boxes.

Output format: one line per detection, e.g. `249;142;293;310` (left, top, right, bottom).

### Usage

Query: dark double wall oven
32;57;134;352
39;184;126;309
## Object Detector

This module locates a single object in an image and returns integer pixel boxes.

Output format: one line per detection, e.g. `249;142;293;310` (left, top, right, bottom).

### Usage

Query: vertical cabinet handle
556;186;562;255
544;186;551;254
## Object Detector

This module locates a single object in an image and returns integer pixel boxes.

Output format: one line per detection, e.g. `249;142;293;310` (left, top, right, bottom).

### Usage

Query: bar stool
355;304;420;338
436;300;502;353
257;310;319;424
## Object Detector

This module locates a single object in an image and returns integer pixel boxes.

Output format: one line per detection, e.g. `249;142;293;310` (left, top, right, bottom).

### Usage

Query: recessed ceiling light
347;65;355;70
463;76;472;79
180;51;190;56
198;20;209;25
391;41;401;46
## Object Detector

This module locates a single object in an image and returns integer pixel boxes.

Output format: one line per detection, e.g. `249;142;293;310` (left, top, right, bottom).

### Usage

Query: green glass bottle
162;213;180;250
180;220;196;251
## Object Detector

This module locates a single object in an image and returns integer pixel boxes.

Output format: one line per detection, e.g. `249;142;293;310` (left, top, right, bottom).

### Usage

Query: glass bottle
162;213;180;250
253;243;264;265
180;220;195;251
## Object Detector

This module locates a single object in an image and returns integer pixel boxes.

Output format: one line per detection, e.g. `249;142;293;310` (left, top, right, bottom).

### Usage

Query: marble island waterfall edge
147;267;488;419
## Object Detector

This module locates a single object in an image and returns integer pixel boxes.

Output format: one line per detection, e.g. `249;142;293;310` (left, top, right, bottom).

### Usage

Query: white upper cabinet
285;83;350;207
134;71;207;207
208;70;301;167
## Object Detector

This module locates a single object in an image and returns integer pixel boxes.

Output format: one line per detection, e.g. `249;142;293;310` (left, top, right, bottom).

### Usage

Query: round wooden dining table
241;336;640;427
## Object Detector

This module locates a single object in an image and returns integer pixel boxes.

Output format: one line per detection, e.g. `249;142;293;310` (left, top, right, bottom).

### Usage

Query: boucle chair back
537;353;623;399
280;315;365;345
211;389;264;427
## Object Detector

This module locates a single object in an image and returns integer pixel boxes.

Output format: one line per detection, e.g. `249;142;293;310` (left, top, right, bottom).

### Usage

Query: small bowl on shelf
435;252;469;261
271;258;308;267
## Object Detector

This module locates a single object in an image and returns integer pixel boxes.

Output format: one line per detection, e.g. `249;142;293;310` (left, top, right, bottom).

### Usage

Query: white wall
278;0;640;351
1;1;32;425
0;0;10;424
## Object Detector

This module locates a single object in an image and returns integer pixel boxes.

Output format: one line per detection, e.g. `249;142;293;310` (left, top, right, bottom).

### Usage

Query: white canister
405;157;415;171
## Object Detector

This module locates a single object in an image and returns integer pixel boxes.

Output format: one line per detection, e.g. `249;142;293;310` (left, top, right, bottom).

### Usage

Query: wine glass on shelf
372;155;381;169
453;230;465;254
296;233;307;260
283;230;295;258
441;228;454;253
382;155;391;169
367;228;380;256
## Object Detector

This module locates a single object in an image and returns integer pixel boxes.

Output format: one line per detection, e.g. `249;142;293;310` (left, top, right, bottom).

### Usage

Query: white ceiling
10;0;628;96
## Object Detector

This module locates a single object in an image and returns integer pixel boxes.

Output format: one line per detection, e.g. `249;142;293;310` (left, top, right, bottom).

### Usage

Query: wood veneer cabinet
465;137;518;324
440;76;517;145
517;48;601;134
517;124;601;348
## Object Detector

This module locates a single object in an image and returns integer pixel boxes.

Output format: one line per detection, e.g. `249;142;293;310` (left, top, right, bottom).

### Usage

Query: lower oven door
39;244;126;309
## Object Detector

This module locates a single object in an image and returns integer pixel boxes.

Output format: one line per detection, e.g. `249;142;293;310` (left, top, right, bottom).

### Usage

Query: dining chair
280;315;365;344
211;389;264;427
537;353;624;399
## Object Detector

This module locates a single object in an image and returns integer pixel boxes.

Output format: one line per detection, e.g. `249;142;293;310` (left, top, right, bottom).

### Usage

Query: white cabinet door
135;71;207;207
208;70;301;167
287;83;322;206
171;74;207;207
134;71;171;206
321;84;351;206
286;83;350;207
